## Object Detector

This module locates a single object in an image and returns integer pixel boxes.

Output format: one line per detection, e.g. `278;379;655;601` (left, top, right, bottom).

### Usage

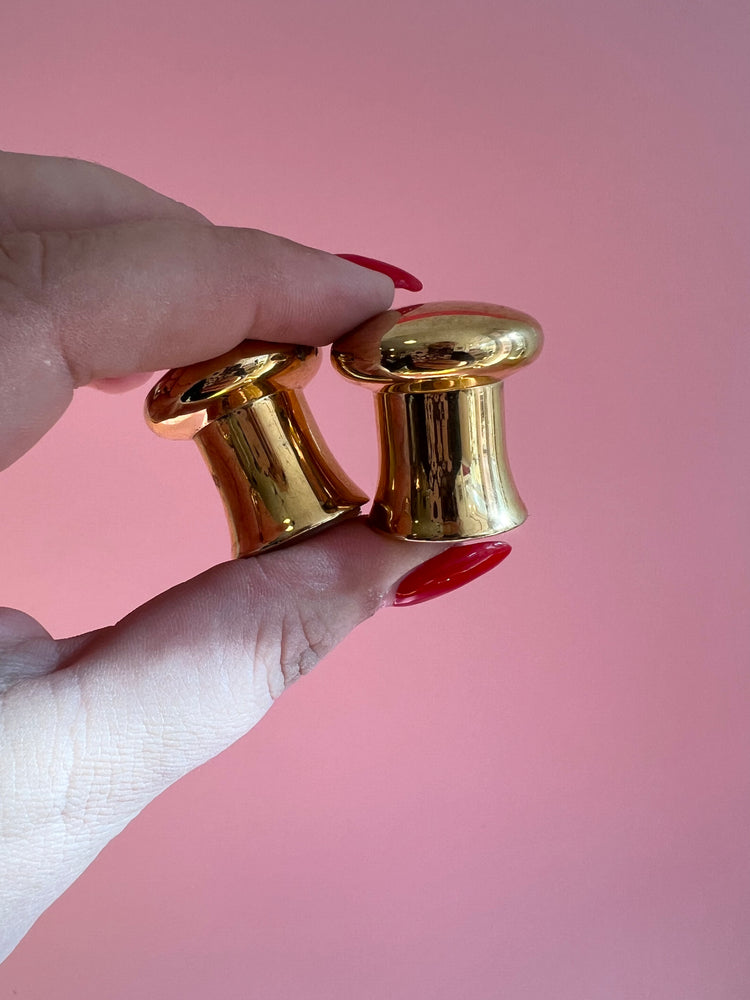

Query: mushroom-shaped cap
331;301;542;390
145;340;319;440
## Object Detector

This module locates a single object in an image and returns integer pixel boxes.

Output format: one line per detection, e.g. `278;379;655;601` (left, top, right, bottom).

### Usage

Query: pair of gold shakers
145;301;542;557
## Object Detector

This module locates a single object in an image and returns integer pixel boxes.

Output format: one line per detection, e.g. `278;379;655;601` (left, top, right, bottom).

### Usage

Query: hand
0;153;509;961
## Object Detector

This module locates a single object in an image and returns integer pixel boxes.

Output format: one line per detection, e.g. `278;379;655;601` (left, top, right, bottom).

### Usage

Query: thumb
62;522;494;789
0;523;510;955
48;521;511;808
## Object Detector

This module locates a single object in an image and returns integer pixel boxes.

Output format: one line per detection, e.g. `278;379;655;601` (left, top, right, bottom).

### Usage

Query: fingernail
336;253;423;292
392;540;512;608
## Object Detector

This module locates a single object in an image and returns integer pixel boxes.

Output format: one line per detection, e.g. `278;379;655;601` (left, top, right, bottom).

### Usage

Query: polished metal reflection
145;341;366;557
331;301;542;541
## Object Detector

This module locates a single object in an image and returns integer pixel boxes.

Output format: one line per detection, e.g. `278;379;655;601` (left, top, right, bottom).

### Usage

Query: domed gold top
331;301;542;391
145;341;319;439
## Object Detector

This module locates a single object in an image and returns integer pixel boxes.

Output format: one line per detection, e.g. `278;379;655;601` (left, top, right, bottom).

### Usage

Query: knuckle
0;228;85;311
0;230;48;306
276;608;335;691
0;229;74;385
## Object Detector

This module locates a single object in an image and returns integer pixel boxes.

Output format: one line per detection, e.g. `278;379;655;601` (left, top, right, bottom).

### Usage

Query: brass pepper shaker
331;301;542;541
145;340;367;557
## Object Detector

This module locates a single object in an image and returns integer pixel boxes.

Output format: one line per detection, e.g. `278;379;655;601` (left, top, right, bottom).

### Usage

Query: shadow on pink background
1;0;748;997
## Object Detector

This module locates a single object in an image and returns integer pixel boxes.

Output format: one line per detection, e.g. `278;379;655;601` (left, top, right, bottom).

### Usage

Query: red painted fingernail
336;253;423;292
392;540;511;607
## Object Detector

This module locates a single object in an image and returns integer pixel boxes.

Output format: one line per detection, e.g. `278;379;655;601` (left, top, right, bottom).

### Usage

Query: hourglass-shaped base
194;390;367;557
368;383;527;541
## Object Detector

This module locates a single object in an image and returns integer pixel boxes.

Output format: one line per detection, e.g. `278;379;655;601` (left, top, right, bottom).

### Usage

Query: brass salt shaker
331;301;542;541
145;340;366;557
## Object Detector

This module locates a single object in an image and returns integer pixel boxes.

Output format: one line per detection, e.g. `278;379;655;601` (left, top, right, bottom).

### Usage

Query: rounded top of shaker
331;301;542;390
145;340;319;439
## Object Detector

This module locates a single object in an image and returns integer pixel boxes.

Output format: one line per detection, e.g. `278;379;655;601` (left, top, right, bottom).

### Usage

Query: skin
0;152;455;960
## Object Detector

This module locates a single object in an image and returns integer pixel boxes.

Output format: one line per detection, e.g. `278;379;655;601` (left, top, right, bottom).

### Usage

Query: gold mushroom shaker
145;340;367;557
331;301;542;541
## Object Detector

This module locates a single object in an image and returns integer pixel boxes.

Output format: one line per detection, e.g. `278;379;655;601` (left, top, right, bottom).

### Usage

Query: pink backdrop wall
1;1;748;997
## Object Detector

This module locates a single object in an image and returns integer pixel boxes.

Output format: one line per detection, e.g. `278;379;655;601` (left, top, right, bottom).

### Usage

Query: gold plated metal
331;301;542;541
145;341;367;557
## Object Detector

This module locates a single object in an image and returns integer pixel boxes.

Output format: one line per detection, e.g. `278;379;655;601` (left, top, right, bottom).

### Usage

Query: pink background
1;1;748;997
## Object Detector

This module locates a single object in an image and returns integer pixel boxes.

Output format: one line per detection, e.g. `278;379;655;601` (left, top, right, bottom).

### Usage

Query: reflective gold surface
145;341;366;557
331;301;542;541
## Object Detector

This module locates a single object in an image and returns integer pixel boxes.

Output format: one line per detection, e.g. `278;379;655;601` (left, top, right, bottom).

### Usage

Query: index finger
0;220;394;468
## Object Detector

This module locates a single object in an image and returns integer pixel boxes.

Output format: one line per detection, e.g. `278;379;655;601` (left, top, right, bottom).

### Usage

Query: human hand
0;153;511;960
